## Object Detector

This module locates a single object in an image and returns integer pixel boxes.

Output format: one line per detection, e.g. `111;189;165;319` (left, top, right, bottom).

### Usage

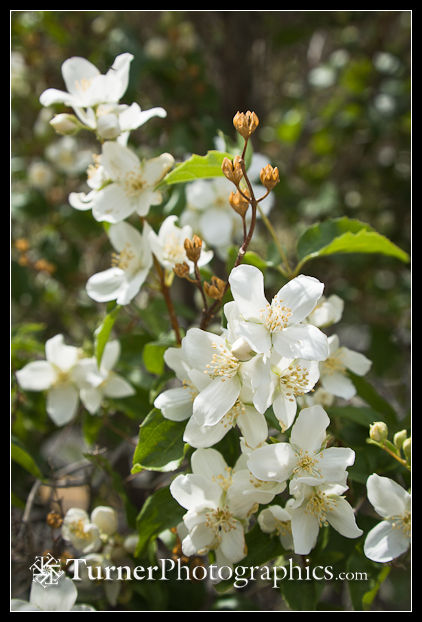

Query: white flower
364;474;411;563
45;135;92;175
74;141;174;223
62;505;118;554
287;481;363;555
154;343;268;449
15;334;83;426
179;327;257;428
245;353;320;431
170;448;282;568
306;294;344;328
75;340;135;414
319;334;372;400
40;53;133;108
258;504;294;550
148;214;213;272
86;220;152;305
247;405;355;487
61;508;102;554
95;101;167;143
226;264;329;361
11;576;95;612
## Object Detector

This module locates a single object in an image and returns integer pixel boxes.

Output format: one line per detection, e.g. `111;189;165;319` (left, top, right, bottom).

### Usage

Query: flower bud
221;155;243;185
369;421;389;443
46;511;63;529
204;276;226;300
230;337;254;362
260;164;280;191
184;235;203;263
402;437;411;462
233;111;259;139
50;113;81;136
229;189;250;217
174;262;190;278
393;429;407;450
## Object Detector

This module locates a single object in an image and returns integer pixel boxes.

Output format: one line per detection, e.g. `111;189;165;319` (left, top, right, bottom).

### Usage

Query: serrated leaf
296;217;409;268
132;408;188;473
160;150;232;186
94;304;121;367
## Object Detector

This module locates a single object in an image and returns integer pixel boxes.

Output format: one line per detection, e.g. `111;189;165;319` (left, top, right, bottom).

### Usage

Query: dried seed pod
174;262;191;278
46;511;63;529
204;276;226;300
259;164;280;191
221;155;244;185
229;189;250;217
233;111;259;139
184;235;202;263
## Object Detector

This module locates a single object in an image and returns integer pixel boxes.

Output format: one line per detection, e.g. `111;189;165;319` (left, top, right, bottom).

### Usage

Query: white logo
30;553;65;588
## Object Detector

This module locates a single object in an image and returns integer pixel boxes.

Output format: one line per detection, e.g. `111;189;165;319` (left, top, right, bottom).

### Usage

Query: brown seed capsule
221;155;243;185
233;111;259;139
174;262;190;278
46;511;63;529
204;276;226;300
229;189;250;217
184;235;202;263
259;164;280;191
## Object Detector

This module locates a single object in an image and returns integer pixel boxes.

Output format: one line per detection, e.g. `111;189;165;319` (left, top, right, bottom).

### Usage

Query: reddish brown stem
153;255;182;345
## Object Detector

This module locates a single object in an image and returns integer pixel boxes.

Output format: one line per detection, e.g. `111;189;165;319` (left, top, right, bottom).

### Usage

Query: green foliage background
11;10;411;612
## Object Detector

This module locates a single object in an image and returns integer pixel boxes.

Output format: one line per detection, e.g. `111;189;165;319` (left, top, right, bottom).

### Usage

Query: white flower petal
276;274;324;325
289;506;320;555
154;387;193;421
327;496;363;539
366;474;411;519
15;361;56;391
290;405;329;454
191;448;229;481
183;415;228;448
228;264;269;321
46;384;79;426
91;506;118;536
92;183;137;223
247;443;296;483
364;520;410;563
86;267;125;303
219;521;246;564
170;473;221;511
237;406;268;448
45;334;79;371
103;374;135;398
272;392;298;432
29;576;77;612
320;371;356;400
273;324;329;361
193;376;241;427
339;347;372;376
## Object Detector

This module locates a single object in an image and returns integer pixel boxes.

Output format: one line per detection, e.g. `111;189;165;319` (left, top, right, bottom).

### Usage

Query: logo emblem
29;553;65;588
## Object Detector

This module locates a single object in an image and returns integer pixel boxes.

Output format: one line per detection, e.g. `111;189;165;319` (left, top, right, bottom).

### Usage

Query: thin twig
153;254;182;345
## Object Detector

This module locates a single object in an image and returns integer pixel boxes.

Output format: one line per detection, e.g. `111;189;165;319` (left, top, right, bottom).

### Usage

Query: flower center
163;233;187;266
111;243;136;271
205;506;237;537
274;519;292;537
261;297;292;333
123;169;146;198
293;449;321;477
305;491;337;526
220;400;245;428
321;352;346;375
390;511;411;538
74;77;92;92
69;518;92;541
278;363;312;401
204;343;240;380
212;467;233;492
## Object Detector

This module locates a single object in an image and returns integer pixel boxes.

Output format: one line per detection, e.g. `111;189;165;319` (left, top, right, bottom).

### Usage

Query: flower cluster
16;334;133;426
153;262;370;565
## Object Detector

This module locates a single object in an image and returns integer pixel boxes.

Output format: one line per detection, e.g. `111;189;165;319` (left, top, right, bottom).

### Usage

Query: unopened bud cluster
229;189;250;217
184;235;203;263
204;276;226;300
222;155;244;186
233;110;259;139
260;164;280;191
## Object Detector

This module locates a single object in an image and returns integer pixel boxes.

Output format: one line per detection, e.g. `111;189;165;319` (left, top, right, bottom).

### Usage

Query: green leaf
296;217;409;269
142;341;169;376
132;408;188;473
11;437;43;480
94;304;121;367
326;405;383;428
348;372;398;429
160;150;232;186
347;551;391;611
135;486;185;557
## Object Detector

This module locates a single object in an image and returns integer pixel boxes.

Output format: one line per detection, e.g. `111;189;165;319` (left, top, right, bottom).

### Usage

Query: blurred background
11;10;411;611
